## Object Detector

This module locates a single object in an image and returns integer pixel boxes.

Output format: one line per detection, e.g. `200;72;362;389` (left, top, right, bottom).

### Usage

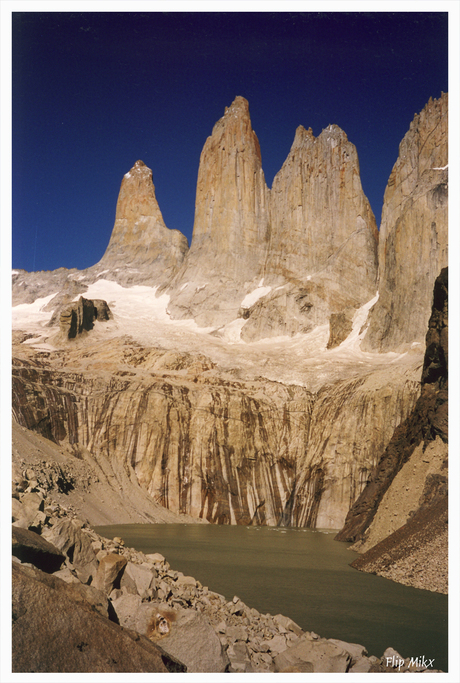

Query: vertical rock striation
363;93;448;352
167;97;379;336
166;97;271;326
241;124;379;341
12;344;422;530
267;124;378;297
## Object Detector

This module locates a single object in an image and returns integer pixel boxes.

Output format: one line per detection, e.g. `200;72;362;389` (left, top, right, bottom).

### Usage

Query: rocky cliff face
166;97;271;327
336;268;448;593
363;94;448;352
12;334;421;530
166;97;378;336
11;95;448;551
267;125;378;294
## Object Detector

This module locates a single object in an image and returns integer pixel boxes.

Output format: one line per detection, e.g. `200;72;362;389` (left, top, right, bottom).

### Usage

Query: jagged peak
212;96;252;136
224;95;250;115
290;125;315;149
124;159;151;180
319;123;349;142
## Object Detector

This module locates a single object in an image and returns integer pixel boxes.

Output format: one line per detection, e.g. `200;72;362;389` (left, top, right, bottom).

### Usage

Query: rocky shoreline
12;470;443;673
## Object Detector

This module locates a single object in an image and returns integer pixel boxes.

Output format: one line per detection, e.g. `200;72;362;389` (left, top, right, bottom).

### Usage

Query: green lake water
95;523;448;671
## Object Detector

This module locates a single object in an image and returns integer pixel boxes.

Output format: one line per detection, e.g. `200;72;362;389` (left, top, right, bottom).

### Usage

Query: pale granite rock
363;93;448;352
97;159;188;284
166;96;271;327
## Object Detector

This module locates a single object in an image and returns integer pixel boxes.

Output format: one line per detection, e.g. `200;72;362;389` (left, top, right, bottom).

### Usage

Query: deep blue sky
12;11;448;273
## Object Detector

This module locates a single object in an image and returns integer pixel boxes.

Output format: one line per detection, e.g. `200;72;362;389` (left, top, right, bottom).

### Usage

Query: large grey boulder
12;491;47;532
12;562;186;673
110;590;156;634
121;560;157;599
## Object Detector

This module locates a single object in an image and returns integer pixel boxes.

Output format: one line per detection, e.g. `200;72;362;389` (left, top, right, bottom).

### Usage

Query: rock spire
98;160;188;283
267;123;378;299
167;97;378;334
190;96;270;279
165;97;271;326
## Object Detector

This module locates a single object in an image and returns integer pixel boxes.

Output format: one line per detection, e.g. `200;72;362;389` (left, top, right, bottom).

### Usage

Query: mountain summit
97;159;188;285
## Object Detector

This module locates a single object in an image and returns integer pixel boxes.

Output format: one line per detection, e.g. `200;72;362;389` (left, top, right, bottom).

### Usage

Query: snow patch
217;318;247;343
433;165;448;170
335;293;379;351
180;282;189;291
240;285;272;309
73;279;171;321
12;292;58;329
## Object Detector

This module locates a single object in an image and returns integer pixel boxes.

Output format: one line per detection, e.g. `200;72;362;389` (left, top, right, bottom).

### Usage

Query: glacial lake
95;523;448;672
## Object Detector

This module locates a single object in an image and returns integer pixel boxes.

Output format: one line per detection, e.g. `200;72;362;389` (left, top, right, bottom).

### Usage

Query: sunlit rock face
240;124;379;342
167;98;378;337
267;124;378;296
12;339;421;529
363;93;448;352
98;159;188;285
166;97;271;327
11;93;448;543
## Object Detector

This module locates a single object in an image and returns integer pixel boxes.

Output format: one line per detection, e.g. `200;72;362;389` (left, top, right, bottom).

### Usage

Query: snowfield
12;277;410;389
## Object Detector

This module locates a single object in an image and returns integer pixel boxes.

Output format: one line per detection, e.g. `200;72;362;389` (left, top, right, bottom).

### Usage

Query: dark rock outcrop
336;268;448;593
12;526;65;573
56;296;112;339
336;267;448;544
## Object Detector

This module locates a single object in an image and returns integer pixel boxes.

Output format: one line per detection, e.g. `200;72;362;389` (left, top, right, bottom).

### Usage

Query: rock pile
12;475;442;673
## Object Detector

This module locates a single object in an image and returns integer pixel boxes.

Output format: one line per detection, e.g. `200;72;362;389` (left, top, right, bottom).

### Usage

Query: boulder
146;605;229;673
12;491;47;531
122;561;157;598
227;639;253;672
111;591;152;632
274;634;351;673
92;553;128;595
273;613;304;636
12;525;65;573
42;518;98;583
12;562;185;673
